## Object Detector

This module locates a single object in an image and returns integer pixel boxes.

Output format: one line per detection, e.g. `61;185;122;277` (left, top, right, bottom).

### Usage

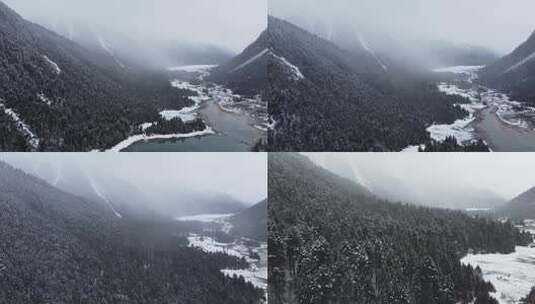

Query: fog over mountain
0;153;267;216
3;0;267;53
270;0;535;54
306;153;535;209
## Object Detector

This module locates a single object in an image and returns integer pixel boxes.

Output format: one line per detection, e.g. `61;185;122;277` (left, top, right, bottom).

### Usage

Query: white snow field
42;55;61;75
462;246;535;304
462;220;535;303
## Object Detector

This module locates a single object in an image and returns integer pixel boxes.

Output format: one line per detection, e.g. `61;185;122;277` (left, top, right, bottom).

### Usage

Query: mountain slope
267;16;469;151
208;29;268;96
230;199;267;241
0;161;264;303
479;30;535;103
37;19;234;70
499;186;535;221
0;2;200;151
268;153;530;304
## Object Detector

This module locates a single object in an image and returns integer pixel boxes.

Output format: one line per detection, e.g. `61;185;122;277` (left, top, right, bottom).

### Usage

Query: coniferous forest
268;153;532;304
0;161;265;303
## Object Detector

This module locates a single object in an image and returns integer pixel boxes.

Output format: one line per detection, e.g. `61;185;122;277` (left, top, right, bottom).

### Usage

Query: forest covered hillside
0;1;204;151
230;199;268;241
267;16;470;151
0;161;264;303
268;153;531;304
479;30;535;104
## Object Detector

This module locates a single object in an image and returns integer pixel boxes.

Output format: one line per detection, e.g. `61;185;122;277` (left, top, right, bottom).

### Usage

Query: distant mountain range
479;30;535;104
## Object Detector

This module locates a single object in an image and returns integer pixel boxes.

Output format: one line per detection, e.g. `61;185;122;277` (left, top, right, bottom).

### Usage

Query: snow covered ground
461;221;535;304
179;212;267;295
187;235;268;291
0;102;40;150
462;246;535;304
170;70;269;133
428;65;535;145
106;127;214;152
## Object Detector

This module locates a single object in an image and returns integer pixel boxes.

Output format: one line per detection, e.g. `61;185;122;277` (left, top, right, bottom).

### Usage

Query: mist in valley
2;0;267;68
0;153;267;219
270;0;535;68
307;152;535;209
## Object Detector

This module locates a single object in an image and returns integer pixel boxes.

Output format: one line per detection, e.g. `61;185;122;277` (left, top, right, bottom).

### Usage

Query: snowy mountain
479;30;535;104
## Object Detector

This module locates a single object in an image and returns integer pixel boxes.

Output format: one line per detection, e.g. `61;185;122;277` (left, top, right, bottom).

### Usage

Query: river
122;66;267;152
421;66;535;151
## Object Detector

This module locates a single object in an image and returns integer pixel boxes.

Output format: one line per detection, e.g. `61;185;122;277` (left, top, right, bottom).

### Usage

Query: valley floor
405;65;535;151
461;220;535;303
114;65;267;152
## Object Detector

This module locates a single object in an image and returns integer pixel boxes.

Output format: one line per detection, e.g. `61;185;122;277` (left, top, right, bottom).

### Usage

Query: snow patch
188;235;268;291
37;93;53;106
87;175;122;218
0;102;39;149
42;55;61;75
232;48;269;72
401;145;424;152
96;35;126;69
358;33;388;71
106;127;215;152
271;52;304;80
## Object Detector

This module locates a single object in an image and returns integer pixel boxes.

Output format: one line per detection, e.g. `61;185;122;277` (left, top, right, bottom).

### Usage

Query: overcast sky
270;0;535;54
306;153;535;201
0;153;267;205
3;0;267;53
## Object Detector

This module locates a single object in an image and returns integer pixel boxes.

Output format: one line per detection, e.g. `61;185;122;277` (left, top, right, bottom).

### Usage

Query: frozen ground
187;235;268;292
179;212;267;296
0;101;40;149
461;221;535;303
106;127;214;152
